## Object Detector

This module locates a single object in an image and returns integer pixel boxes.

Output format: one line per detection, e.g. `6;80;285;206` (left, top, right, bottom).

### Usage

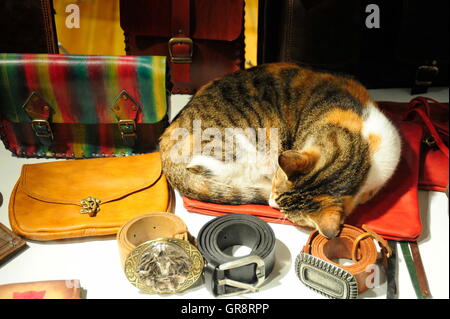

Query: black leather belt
197;214;276;297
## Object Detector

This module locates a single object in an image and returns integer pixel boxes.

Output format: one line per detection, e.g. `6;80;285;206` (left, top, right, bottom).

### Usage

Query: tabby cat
159;63;401;238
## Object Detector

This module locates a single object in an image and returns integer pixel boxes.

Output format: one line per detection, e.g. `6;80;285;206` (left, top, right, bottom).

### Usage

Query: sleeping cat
159;63;401;238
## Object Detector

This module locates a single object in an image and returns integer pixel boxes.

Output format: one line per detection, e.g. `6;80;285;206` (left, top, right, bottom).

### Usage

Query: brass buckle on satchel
168;37;193;63
117;119;137;138
216;255;266;297
31;119;53;139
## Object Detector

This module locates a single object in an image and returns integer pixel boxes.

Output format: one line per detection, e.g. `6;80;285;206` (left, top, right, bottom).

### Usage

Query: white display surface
0;88;448;299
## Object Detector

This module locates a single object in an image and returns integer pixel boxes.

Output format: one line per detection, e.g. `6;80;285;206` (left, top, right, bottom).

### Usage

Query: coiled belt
296;224;391;299
197;214;276;297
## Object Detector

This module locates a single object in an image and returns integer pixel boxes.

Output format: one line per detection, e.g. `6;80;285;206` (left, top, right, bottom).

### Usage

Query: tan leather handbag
9;152;174;241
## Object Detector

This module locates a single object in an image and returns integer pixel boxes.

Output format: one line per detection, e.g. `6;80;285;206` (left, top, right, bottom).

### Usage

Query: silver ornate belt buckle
295;253;358;299
217;255;266;297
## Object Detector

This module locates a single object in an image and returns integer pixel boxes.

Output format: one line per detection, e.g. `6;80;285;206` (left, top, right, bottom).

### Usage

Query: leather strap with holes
301;224;392;294
169;0;193;91
116;213;189;267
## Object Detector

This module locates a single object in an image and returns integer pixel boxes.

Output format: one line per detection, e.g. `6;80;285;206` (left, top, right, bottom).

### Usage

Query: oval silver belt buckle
295;253;358;299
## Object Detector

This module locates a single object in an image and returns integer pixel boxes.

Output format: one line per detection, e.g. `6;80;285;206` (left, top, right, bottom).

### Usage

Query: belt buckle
295;253;358;299
31;119;53;139
216;255;266;297
168;37;193;63
124;238;204;294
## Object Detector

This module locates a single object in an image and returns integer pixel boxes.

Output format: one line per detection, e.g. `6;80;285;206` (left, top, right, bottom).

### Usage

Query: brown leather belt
296;224;392;299
117;213;204;294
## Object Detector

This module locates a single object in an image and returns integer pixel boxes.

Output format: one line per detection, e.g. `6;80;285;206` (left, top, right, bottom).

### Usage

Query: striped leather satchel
0;54;168;158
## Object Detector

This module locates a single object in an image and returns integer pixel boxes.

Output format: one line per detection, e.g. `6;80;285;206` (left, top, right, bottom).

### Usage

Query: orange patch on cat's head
324;108;363;132
307;195;345;238
282;194;345;238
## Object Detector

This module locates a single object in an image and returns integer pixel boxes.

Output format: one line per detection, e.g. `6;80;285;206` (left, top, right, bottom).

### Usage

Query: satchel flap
0;54;167;124
20;153;163;205
120;0;244;41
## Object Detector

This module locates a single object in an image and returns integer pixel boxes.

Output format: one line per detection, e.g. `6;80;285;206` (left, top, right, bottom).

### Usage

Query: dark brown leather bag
120;0;245;94
259;0;448;92
0;0;58;54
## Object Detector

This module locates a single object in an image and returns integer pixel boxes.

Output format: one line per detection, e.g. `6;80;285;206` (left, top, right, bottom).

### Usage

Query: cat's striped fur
159;63;401;238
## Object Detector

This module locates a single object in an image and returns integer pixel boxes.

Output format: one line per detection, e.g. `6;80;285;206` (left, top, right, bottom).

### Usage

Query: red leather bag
377;97;449;192
120;0;245;94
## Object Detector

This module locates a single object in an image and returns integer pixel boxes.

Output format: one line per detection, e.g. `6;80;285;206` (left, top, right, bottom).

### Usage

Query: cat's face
269;150;345;238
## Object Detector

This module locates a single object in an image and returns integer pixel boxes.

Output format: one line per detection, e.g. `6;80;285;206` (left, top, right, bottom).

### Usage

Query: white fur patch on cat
357;102;402;203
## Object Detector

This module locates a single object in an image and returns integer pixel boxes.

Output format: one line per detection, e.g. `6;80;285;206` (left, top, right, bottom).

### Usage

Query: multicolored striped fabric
0;54;167;158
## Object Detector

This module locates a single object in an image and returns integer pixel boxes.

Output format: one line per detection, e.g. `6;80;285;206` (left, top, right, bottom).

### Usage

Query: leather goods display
120;0;245;94
0;0;58;54
0;223;27;264
9;152;175;241
117;213;204;294
258;0;448;92
296;224;392;299
0;53;168;158
197;214;276;297
0;280;83;299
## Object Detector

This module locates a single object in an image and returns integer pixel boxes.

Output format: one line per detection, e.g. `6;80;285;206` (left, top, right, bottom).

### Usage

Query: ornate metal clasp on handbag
80;197;101;217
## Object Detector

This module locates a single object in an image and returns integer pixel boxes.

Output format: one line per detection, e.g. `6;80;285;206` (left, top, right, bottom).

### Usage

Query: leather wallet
9;152;175;241
0;223;26;263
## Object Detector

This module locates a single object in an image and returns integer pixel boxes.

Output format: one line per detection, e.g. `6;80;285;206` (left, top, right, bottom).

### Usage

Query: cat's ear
278;150;319;181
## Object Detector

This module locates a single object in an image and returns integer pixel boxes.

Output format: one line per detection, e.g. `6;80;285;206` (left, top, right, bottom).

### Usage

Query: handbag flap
120;0;244;41
20;152;162;205
0;54;167;124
